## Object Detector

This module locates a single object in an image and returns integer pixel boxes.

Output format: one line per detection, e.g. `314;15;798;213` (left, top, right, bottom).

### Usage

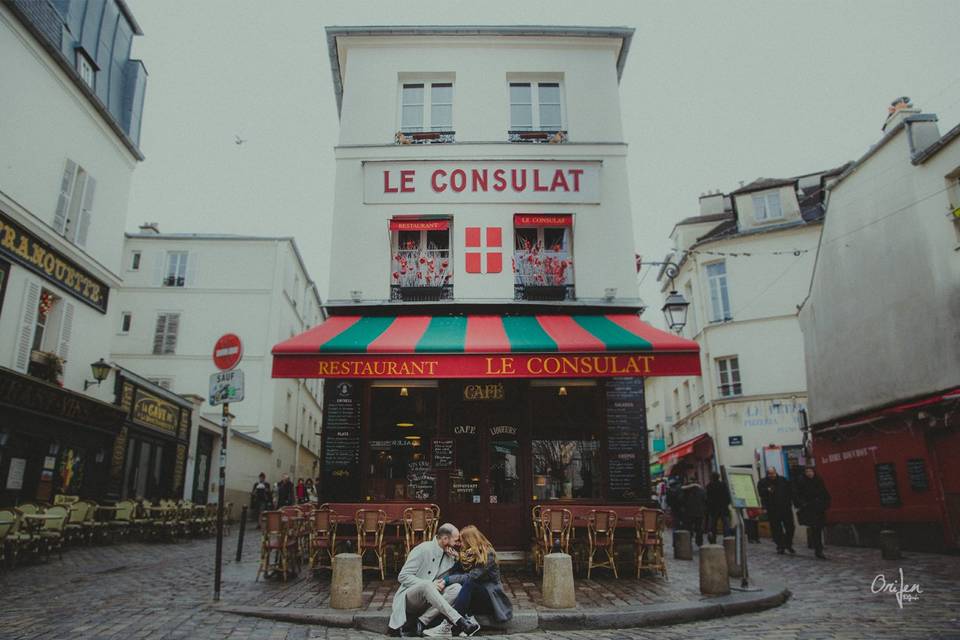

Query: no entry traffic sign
212;333;243;371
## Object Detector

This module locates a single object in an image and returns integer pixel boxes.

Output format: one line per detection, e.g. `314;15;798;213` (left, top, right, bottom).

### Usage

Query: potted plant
513;239;572;300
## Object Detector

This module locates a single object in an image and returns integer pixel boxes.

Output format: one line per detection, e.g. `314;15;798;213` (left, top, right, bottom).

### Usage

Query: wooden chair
530;505;544;573
635;508;667;579
402;506;435;554
256;510;300;582
309;508;337;573
355;509;387;580
539;508;573;556
586;510;619;578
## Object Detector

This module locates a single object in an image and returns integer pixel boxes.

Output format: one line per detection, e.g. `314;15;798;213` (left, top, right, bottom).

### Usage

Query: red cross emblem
465;227;502;274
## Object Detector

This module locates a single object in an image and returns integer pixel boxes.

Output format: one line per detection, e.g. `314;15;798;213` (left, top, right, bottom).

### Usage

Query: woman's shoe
453;617;481;637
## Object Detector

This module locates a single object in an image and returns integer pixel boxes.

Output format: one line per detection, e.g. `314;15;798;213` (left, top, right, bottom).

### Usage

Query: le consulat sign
0;212;109;313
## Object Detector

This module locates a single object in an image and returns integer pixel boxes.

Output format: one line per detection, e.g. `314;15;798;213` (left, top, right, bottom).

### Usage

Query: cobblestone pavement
0;527;958;639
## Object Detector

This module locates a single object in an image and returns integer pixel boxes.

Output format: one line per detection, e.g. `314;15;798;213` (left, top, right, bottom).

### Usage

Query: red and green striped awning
272;314;700;379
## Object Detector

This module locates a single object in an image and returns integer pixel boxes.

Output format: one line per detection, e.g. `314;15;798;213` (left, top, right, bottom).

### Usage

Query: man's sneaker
453;616;481;637
422;620;454;637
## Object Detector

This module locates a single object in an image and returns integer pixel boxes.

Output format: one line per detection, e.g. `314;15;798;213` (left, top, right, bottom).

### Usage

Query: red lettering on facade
493;169;507;192
400;170;415;192
550;170;570;191
471;169;488;192
569;169;583;191
431;169;447;192
511;169;527;191
533;169;549;192
384;171;398;193
450;169;467;192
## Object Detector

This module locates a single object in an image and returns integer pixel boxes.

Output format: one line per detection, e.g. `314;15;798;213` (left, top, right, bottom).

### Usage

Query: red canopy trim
514;214;572;227
658;433;711;465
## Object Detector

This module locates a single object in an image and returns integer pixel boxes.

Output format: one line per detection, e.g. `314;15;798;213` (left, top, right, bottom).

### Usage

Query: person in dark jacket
794;466;831;559
424;524;513;636
705;472;732;544
681;476;707;546
276;473;294;507
757;467;795;554
250;472;272;528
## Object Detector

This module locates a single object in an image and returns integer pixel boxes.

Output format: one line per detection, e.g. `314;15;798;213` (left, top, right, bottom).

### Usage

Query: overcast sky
126;0;960;322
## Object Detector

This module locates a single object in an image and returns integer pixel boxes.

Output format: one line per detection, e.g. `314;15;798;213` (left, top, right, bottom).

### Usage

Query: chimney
881;96;920;132
699;190;726;216
138;222;160;234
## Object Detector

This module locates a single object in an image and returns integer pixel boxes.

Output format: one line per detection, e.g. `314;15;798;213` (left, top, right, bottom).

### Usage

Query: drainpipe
294;378;303;482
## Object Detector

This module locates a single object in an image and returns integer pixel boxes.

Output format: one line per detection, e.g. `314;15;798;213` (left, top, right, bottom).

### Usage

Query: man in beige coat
387;523;480;637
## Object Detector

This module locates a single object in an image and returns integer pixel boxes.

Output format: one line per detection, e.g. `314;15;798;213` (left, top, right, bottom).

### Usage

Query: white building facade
647;166;845;483
111;231;325;506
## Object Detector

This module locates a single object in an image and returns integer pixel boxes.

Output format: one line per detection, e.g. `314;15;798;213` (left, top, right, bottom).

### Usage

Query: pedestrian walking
705;472;731;544
681;475;707;546
276;473;294;507
794;465;831;559
758;467;795;554
665;475;684;531
305;478;318;504
295;477;306;504
251;472;272;528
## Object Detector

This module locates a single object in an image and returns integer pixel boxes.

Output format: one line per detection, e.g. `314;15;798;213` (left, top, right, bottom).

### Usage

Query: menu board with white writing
605;378;647;501
406;460;436;500
875;463;901;507
432;439;455;469
322;382;361;501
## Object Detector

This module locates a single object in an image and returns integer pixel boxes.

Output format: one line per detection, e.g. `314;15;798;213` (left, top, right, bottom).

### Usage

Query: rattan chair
539;508;573;556
38;505;68;560
63;500;89;545
586;510;619;578
309;508;337;573
256;510;300;582
355;509;387;580
1;508;35;567
530;505;544;572
635;508;667;579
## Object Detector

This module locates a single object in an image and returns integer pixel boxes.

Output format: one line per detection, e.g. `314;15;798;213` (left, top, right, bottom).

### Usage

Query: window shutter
164;313;180;354
153;314;167;354
75;175;95;247
53;159;78;234
14;282;41;372
185;253;199;287
57;301;75;363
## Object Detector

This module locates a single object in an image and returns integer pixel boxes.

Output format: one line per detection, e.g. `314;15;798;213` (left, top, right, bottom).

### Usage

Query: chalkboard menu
322;381;361;501
406;459;435;500
605;377;647;501
432;439;455;469
874;462;901;507
906;458;929;491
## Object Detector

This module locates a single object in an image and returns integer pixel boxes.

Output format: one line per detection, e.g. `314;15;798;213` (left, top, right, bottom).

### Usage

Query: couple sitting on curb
387;523;513;637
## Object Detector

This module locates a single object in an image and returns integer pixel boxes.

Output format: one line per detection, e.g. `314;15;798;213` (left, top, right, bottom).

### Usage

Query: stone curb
217;585;790;633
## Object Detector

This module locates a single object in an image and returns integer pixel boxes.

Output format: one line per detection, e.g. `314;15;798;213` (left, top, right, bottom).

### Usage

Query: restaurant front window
368;385;438;500
531;384;602;501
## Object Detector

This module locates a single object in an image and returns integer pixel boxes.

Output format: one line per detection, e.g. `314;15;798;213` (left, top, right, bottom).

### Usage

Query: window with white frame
400;82;454;132
717;356;742;397
513;215;574;299
119;311;132;334
509;81;563;131
706;261;732;322
390;221;452;300
152;313;180;355
53;159;96;248
130;251;141;271
752;192;783;222
163;251;188;287
76;49;96;89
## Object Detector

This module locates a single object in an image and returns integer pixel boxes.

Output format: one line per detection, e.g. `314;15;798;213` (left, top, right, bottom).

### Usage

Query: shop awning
272;314;700;379
658;433;711;466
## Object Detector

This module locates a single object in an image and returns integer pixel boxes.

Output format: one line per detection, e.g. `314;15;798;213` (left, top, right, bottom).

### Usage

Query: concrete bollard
674;530;693;560
542;553;576;609
722;536;741;578
330;553;363;609
699;544;730;596
879;530;901;560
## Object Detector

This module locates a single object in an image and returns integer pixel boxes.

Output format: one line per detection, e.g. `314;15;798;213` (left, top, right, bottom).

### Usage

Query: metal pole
236;505;248;562
214;402;229;601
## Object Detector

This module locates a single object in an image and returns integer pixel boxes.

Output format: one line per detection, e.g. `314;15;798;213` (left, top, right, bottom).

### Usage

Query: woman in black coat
794;466;831;559
441;525;513;630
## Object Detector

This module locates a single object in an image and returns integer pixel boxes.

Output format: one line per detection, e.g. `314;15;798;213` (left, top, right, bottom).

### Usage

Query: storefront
273;313;699;548
0;366;125;506
109;370;193;502
658;433;715;482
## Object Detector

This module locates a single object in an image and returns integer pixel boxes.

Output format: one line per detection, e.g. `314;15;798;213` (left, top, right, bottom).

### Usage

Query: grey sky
126;0;960;322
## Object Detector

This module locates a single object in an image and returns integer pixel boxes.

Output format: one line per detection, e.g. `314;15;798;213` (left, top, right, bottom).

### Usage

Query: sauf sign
363;160;601;204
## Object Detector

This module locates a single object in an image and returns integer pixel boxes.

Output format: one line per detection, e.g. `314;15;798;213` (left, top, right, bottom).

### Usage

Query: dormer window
75;48;97;89
752;192;783;222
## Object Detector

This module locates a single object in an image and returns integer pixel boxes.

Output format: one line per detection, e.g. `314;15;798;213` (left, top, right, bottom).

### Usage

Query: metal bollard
236;506;248;562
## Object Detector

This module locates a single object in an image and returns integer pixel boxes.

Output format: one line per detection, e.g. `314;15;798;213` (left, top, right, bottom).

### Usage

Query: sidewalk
217;532;788;634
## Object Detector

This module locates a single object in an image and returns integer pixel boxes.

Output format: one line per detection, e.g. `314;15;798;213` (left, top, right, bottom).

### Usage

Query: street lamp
638;260;690;333
83;358;111;390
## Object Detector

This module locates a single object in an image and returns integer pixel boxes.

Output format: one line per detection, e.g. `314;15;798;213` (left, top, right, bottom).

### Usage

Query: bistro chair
1;508;35;567
355;509;387;580
428;504;441;537
530;505;544;573
309;508;338;573
109;500;135;541
38;505;68;561
256;510;300;582
63;500;89;545
539;508;573;557
402;506;435;554
585;510;619;578
635;508;667;579
53;495;80;506
0;516;13;569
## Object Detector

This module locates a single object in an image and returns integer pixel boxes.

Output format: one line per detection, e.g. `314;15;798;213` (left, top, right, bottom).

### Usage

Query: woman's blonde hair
459;524;495;567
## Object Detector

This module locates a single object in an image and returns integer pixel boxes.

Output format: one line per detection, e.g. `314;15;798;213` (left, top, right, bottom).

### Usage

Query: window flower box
395;130;455;145
508;129;567;144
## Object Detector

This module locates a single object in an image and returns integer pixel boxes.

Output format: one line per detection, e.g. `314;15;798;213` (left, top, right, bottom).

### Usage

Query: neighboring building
0;0;154;506
799;100;960;551
110;229;325;507
647;164;846;484
272;26;701;549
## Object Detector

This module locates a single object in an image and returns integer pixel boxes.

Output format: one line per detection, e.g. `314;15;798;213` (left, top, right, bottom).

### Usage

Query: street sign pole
214;401;229;601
